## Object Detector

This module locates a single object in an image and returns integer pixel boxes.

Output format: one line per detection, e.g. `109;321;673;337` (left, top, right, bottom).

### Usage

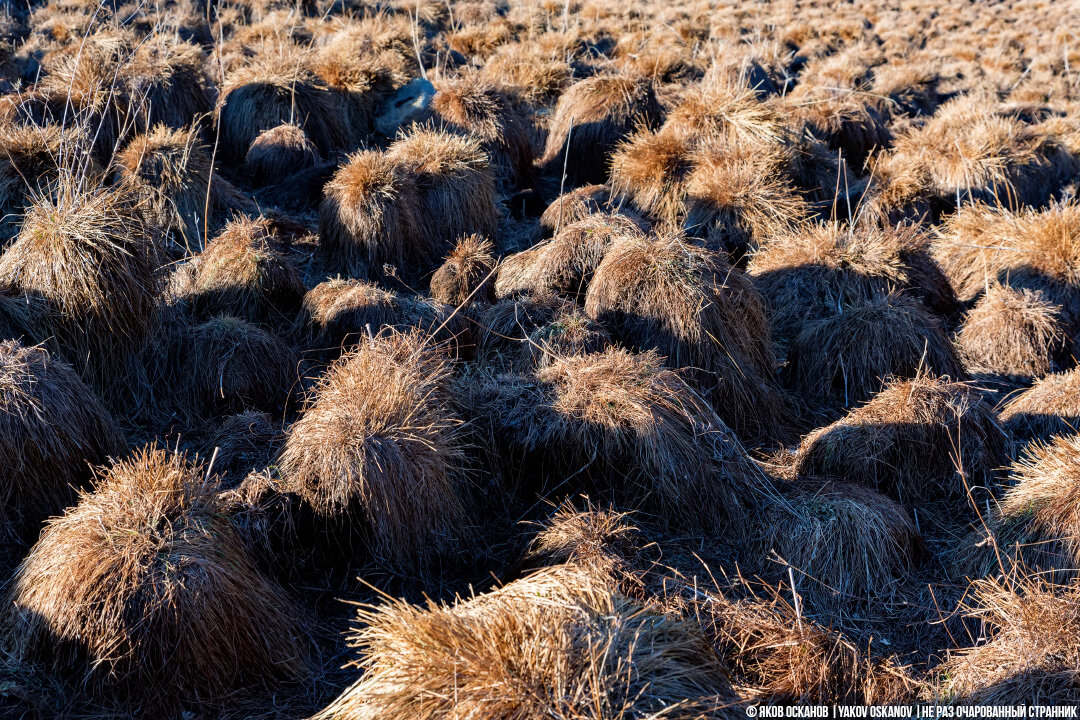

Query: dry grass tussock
794;373;1009;505
784;291;964;408
933;573;1080;702
584;233;788;443
3;446;308;711
495;212;646;301
749;221;957;343
429;233;496;306
114;124;253;253
313;564;740;720
176;213;306;327
301;277;470;359
934;200;1080;332
957;434;1080;582
277;331;471;567
999;367;1080;441
467;347;776;535
759;481;924;610
955;283;1067;381
0;340;124;539
0;176;163;403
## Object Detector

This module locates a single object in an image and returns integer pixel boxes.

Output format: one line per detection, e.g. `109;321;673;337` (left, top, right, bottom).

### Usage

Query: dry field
1;0;1079;716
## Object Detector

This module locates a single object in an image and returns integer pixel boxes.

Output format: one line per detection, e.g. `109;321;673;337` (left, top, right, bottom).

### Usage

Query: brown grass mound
277;331;470;566
0;291;42;343
318;149;421;279
3;447;307;710
0;340;124;540
584;234;787;444
538;73;662;186
120;37;211;131
934;201;1080;335
683;139;809;260
956;283;1067;381
482;41;571;107
301;278;470;359
784;87;892;170
0;179;162;400
867;93;1064;220
177;315;299;416
999;367;1080;441
0;124;78;242
312;564;738;719
429;233;496;306
660;73;788;148
537;184;646;237
933;574;1080;703
244;122;320;186
113;125;251;253
697;583;920;704
217;49;348;163
386;127;498;254
748;221;958;344
495;213;647;301
785;292;964;408
526;501;647;594
180;214;306;326
522;308;613;370
206;411;284;480
426;71;535;188
474;291;576;366
959;435;1080;581
760;481;923;608
608;127;695;226
467;347;775;534
794;374;1008;505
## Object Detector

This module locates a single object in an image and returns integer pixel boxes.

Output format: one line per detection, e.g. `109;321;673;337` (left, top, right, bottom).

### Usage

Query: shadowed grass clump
0;179;162;403
521;307;613;370
177;315;299;416
0;124;78;242
426;71;535;188
537;184;645;237
538;73;662;186
999;367;1080;442
113;125;252;253
3;447;308;712
0;340;124;541
958;435;1080;581
217;49;348;163
301;278;470;359
385;127;498;255
206;410;284;480
244;122;320;187
866;93;1066;221
933;574;1080;703
748;221;957;344
467;347;774;534
118;37;211;131
319;149;420;279
312;564;738;720
934;201;1080;336
794;374;1008;505
956;284;1067;382
277;331;471;567
696;583;921;704
430;233;496;306
785;292;964;408
584;234;788;444
760;481;924;609
495;213;646;301
177;214;306;327
474;291;575;366
683;139;809;259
